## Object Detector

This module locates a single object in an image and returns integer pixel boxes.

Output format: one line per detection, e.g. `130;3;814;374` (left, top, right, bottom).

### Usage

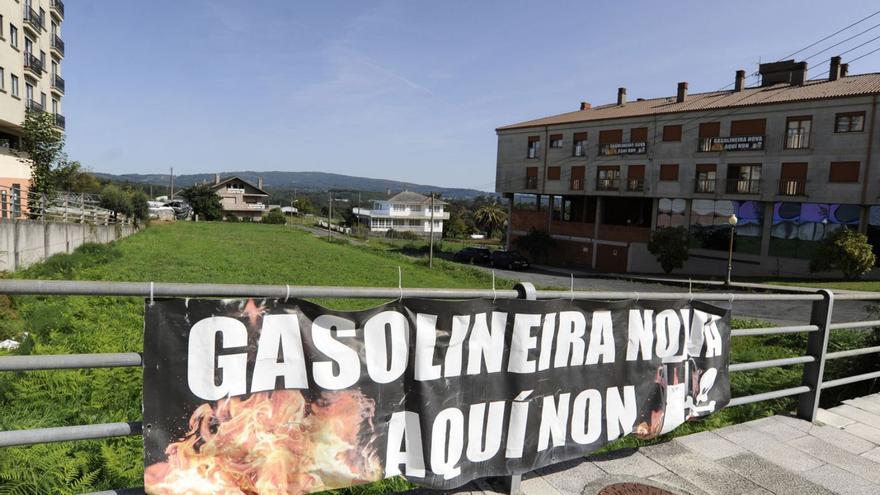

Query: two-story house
353;191;448;235
209;175;269;221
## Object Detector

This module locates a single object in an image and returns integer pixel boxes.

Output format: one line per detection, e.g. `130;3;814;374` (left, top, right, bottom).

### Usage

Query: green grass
0;222;877;493
759;279;880;292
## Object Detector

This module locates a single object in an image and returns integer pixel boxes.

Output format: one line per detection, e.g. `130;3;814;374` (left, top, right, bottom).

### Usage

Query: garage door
596;244;628;273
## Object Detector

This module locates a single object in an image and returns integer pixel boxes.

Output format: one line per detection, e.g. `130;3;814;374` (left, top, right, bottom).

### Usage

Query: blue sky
63;0;880;191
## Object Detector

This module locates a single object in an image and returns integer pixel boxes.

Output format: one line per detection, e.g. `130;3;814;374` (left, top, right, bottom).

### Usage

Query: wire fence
0;280;877;495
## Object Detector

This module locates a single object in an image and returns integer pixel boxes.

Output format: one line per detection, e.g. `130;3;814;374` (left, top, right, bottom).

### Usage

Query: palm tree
473;203;507;238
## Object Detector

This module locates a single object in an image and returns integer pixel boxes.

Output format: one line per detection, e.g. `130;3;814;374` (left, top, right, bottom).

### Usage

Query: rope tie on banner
398;266;403;301
728;292;735;310
284;284;291;302
149;282;154;306
570;274;575;301
633;291;640;303
688;278;694;303
491;270;497;302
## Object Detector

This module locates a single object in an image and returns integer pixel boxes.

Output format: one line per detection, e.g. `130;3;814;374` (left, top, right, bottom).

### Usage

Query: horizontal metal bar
80;489;144;495
0;421;142;447
726;386;811;407
0;279;826;301
820;371;880;389
731;324;819;337
730;355;815;372
826;346;880;360
829;320;880;330
832;293;880;301
0;352;142;371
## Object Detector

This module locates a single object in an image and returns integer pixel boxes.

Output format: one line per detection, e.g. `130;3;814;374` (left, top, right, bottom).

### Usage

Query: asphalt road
469;264;874;326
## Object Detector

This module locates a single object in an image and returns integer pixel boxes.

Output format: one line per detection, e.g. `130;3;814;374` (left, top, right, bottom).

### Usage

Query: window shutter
526;167;538;177
780;163;807;180
696;164;716;173
628;165;645;180
730;118;766;136
662;125;682;141
659;164;679;181
547;166;561;180
829;162;860;182
571;166;585;181
698;122;720;138
630;127;648;142
528;136;540;143
573;132;587;141
599;129;623;144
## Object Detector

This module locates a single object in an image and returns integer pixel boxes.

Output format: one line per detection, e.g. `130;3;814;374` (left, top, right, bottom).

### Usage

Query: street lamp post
726;213;738;286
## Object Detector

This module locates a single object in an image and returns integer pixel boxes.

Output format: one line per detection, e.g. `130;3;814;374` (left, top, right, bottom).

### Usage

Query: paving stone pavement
404;393;880;495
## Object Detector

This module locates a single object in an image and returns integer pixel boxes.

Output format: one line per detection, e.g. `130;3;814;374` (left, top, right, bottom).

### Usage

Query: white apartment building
353;191;449;235
0;0;64;218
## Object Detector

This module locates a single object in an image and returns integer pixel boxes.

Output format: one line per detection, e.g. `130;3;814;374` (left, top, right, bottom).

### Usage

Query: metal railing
0;185;129;225
596;178;619;191
51;0;64;18
694;178;717;193
23;7;44;32
626;179;644;192
779;179;806;196
0;281;877;495
51;34;65;56
525;176;538;189
54;112;65;129
52;73;65;93
24;52;44;75
726;178;761;194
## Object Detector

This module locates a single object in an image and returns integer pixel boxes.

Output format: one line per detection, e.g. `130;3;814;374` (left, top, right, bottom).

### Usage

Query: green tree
295;196;314;214
473;202;507;238
263;207;286;224
810;227;876;279
647;226;690;274
129;190;150;225
179;184;223;221
20;110;65;212
514;228;555;262
99;184;132;221
53;160;102;193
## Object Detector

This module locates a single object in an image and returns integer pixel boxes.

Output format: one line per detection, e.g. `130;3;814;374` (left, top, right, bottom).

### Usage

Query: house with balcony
352;191;449;236
209;175;269;221
496;57;880;277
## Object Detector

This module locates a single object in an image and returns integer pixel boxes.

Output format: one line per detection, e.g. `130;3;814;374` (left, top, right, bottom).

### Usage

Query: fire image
145;389;383;495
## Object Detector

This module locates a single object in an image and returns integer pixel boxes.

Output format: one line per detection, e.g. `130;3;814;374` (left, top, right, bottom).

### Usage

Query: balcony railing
726;179;761;194
54;113;65;130
24;53;43;75
570;178;584;191
23;7;44;32
694;178;717;194
525;176;538;189
26;100;44;113
596;178;619;191
779;179;806;197
51;0;64;18
51;35;64;56
599;141;647;156
784;131;810;149
699;135;764;152
627;179;645;192
52;74;65;93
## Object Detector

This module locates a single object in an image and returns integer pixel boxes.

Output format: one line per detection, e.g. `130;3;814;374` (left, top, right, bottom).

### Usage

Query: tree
810;227;876;279
99;184;132;221
514;228;555;262
473;202;507;238
179;184;223;221
263;207;286;224
129;191;150;225
295;197;314;214
20;110;65;211
647;227;690;274
53;160;102;193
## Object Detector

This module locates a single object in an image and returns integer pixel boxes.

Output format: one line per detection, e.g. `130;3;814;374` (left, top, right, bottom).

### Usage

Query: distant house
353;191;449;235
209;175;270;221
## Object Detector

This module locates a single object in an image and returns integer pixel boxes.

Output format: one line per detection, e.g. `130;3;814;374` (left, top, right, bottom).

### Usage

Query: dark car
490;250;530;270
165;200;192;220
452;247;491;264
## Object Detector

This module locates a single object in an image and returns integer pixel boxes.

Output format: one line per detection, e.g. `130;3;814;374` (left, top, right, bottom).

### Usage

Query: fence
0;280;877;495
0;184;128;225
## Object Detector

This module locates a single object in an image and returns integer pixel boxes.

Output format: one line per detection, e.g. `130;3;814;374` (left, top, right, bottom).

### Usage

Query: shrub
647;226;690;274
810;227;876;279
263;207;286;224
514;228;554;262
385;229;421;241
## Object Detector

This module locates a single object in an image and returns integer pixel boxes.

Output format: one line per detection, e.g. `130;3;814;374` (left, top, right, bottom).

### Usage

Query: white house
353;191;449;235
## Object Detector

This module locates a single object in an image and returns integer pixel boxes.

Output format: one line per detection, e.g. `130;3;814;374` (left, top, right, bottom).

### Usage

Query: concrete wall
0;220;137;272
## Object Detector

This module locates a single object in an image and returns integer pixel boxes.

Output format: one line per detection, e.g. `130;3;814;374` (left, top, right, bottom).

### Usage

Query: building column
506;195;514;250
547;194;554;231
592;197;603;269
650;198;659;230
683;198;693;229
760;201;774;257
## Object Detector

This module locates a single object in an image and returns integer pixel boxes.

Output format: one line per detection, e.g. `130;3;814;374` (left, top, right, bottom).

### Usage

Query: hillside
94;170;491;199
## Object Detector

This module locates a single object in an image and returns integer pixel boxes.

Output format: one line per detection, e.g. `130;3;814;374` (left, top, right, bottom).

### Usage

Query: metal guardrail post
796;289;834;422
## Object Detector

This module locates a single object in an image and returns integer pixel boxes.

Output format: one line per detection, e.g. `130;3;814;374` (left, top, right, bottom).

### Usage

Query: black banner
143;297;730;494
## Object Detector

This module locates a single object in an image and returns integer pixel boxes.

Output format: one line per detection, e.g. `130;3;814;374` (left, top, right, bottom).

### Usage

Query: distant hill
94;171;491;199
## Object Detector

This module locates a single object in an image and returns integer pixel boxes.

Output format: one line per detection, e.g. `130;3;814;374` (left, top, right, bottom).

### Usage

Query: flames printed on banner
144;389;382;495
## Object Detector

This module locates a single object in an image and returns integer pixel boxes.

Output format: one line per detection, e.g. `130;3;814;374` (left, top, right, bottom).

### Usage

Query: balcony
51;35;64;57
23;7;44;33
779;179;806;196
51;74;64;93
699;135;764;152
24;53;43;75
599;141;647;156
570;178;584;191
596;179;619;191
626;179;645;192
26;100;44;113
54;113;65;130
784;131;810;149
726;179;761;195
51;0;64;19
694;179;718;194
525;176;538;189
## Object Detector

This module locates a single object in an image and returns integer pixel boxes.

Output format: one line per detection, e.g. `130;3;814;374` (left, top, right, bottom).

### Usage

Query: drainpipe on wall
859;94;877;233
543;125;551;230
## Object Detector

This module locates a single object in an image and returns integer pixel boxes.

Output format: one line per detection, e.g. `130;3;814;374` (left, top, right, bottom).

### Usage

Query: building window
547;166;561;180
549;134;563;148
572;132;587;157
570;165;585;190
829;161;860;182
627;165;645;191
10;25;17;49
596;166;620;191
662;125;682;142
39;50;45;67
527;136;540;158
11;74;18;97
779;163;807;196
40;91;45;109
730;118;766;137
698;122;720;151
835;112;865;133
659;164;679;181
630;127;648;142
0;68;4;91
0;16;4;39
785;116;811;149
726;164;761;194
695;164;716;193
526;167;538;188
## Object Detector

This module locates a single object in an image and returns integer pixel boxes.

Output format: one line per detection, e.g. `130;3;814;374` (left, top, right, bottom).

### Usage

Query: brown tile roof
387;191;447;205
497;73;880;131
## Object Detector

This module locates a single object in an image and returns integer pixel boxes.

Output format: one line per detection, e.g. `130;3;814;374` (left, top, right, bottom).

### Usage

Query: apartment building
209;175;269;221
0;0;65;218
496;57;880;277
353;191;448;235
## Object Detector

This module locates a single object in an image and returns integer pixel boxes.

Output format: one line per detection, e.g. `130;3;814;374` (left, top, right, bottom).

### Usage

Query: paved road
470;264;874;326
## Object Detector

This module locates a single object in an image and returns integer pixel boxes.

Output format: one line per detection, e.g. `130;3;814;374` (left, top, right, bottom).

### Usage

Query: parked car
165;200;192;220
490;250;530;270
452;247;491;264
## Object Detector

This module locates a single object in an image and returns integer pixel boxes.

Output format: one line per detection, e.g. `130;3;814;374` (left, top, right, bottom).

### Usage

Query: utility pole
169;167;174;198
357;191;361;228
328;191;333;240
429;192;435;269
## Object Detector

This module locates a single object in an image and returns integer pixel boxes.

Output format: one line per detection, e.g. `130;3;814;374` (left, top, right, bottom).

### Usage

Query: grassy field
758;279;880;291
0;221;876;493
